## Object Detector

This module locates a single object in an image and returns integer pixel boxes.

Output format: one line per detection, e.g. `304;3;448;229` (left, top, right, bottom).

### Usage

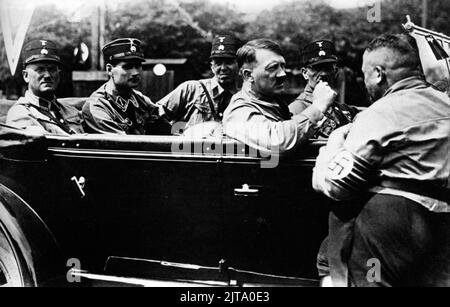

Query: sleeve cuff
293;105;324;125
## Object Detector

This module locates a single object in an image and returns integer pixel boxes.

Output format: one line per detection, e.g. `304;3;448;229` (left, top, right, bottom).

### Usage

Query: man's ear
22;69;29;83
300;67;309;81
374;65;386;84
242;68;253;82
106;63;113;76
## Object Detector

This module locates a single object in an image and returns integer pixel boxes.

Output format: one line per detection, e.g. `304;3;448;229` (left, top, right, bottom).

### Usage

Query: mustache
275;76;286;85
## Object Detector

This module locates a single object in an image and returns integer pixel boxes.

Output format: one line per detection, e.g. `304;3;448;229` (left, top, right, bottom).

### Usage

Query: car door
45;134;225;271
219;140;332;279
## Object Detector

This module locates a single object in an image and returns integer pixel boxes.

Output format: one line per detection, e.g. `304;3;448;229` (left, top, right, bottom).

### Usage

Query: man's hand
312;81;337;114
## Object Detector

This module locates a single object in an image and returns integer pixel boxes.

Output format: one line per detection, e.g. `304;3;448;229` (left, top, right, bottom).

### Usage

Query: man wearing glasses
289;40;359;139
6;40;84;135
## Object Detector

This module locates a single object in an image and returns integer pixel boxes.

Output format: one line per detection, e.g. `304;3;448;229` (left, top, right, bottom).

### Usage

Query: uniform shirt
289;83;359;138
313;76;450;212
157;77;235;132
82;82;169;135
6;91;83;135
222;85;324;155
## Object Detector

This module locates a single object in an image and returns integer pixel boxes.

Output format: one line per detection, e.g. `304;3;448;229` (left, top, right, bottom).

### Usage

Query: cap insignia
218;45;225;51
40;40;47;46
129;39;137;52
317;41;323;48
41;48;48;55
319;50;326;56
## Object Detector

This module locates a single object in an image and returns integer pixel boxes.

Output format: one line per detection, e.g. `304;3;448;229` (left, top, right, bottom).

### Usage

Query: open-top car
0;17;449;287
0;123;331;286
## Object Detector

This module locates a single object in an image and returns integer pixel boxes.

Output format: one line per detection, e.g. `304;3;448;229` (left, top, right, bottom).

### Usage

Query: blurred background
1;0;449;105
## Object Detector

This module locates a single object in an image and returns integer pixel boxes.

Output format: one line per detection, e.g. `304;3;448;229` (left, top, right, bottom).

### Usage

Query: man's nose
130;67;140;75
42;70;52;78
277;68;287;78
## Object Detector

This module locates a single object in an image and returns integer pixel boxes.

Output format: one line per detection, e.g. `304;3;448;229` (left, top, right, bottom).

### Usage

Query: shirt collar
241;86;291;120
210;77;225;99
242;84;282;107
24;90;58;111
383;76;428;97
104;80;139;111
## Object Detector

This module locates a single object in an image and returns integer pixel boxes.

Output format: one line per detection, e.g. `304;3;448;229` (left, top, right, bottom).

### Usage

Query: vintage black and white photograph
0;0;449;290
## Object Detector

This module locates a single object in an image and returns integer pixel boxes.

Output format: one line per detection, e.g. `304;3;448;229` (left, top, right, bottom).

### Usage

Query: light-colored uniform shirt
222;85;324;155
157;77;235;132
313;76;450;212
6;91;83;135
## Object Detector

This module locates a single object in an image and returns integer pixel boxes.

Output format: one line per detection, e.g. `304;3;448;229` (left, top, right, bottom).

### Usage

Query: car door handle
71;176;86;198
234;184;260;197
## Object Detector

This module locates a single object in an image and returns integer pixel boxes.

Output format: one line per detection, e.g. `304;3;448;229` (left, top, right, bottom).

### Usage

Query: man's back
344;76;450;184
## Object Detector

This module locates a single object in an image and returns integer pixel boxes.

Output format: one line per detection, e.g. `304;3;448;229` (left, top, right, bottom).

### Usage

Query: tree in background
179;0;247;38
0;4;91;98
108;0;248;78
2;0;450;98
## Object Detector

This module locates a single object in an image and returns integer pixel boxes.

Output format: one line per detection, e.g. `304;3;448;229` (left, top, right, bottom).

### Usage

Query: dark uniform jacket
6;91;83;135
82;82;171;135
289;83;359;138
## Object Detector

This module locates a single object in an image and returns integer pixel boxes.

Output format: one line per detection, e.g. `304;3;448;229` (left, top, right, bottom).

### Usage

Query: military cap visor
22;40;62;67
306;57;339;67
102;38;145;63
210;53;237;59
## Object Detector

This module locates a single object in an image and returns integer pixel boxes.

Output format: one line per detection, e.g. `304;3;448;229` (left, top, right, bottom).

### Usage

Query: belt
379;178;449;203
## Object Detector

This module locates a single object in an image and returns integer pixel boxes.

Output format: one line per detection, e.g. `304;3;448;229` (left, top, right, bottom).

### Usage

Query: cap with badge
102;38;145;63
210;35;239;59
22;39;62;67
301;39;339;67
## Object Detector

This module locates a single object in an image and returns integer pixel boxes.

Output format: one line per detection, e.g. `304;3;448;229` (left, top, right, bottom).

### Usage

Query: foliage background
1;0;450;97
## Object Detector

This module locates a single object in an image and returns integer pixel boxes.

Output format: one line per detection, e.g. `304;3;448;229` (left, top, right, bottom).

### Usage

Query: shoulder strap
27;103;74;134
199;81;219;121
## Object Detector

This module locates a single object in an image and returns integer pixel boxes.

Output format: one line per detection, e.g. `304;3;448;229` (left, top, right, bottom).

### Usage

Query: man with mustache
82;38;170;135
223;39;336;155
312;34;450;286
6;40;83;135
157;35;240;134
289;40;359;139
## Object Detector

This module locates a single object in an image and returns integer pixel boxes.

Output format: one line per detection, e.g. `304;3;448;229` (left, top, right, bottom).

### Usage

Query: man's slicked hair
237;39;283;68
366;34;420;70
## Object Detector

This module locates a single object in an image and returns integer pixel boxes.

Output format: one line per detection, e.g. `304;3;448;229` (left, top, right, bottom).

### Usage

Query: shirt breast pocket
189;100;213;126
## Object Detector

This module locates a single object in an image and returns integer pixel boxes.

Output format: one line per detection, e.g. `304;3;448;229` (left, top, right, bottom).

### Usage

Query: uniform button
60;119;64;123
219;113;223;117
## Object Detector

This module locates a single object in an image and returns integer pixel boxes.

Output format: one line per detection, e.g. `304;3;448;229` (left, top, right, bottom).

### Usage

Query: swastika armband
325;150;376;193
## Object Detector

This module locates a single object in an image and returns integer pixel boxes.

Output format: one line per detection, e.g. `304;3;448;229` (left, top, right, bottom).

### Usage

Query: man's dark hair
236;39;283;68
366;34;420;70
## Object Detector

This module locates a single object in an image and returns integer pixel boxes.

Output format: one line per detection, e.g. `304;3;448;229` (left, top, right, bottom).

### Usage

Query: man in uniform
6;40;83;135
289;40;359;138
223;39;336;156
157;35;240;134
82;38;170;135
312;34;450;286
